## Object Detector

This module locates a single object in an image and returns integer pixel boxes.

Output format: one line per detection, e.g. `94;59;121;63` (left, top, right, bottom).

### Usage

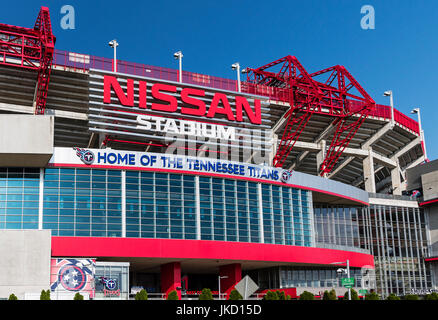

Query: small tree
199;288;213;300
426;292;438;300
343;289;359;300
365;292;380;300
74;292;84;300
404;294;419;300
229;289;243;300
135;289;148;300
263;290;279;300
329;289;337;300
40;289;51;300
299;291;315;300
386;293;400;300
167;290;179;300
8;294;18;300
322;289;337;300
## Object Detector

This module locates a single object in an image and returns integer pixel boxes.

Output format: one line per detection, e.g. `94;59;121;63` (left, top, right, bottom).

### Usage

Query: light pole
108;39;119;73
174;51;183;83
383;90;394;127
231;62;241;92
411;108;428;161
218;275;228;300
332;260;351;300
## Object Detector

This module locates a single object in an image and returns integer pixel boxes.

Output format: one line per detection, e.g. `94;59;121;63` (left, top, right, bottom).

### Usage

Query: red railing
52;49;420;134
348;100;419;134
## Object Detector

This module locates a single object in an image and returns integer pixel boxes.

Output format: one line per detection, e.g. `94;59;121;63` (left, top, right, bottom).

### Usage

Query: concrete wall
422;171;438;202
0;115;54;167
0;230;51;300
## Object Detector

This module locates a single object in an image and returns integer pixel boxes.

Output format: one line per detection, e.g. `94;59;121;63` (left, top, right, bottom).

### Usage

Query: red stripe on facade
419;198;438;206
51;237;375;268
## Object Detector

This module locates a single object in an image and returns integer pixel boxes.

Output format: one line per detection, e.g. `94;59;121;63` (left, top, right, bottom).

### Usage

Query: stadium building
0;7;434;299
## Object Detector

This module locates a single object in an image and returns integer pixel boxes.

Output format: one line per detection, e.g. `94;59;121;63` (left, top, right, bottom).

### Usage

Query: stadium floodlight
174;51;183;83
411;107;428;161
383;90;394;127
231;62;241;92
108;39;119;73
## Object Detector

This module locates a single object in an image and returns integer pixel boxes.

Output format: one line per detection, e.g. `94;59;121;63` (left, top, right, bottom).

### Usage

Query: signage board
50;147;294;185
341;277;355;288
234;275;259;299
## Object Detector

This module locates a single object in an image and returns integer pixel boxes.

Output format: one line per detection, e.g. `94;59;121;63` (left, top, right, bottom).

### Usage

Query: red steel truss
0;6;55;115
245;56;375;176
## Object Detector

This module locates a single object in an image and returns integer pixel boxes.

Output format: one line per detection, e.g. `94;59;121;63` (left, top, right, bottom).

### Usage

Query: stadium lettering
103;75;261;125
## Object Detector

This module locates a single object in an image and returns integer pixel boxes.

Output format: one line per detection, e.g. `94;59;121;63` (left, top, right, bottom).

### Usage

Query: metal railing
51;49;420;134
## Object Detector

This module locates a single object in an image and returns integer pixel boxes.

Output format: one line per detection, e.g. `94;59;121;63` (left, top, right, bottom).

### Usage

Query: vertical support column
161;262;181;299
391;159;402;195
270;134;278;166
219;263;242;299
257;183;264;243
99;133;106;149
195;176;201;240
121;170;126;238
38;168;44;230
316;140;327;178
363;148;376;193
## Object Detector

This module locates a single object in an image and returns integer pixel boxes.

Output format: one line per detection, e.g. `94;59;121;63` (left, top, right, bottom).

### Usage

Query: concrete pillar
391;164;402;195
161;262;181;299
363;148;376;193
219;263;242;299
316;140;327;178
99;133;106;149
270;134;278;166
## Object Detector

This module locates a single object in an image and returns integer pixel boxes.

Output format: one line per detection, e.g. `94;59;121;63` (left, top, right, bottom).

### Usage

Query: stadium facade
0;7;435;300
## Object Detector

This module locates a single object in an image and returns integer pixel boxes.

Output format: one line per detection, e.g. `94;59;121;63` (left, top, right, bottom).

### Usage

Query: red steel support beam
0;7;55;115
245;56;375;176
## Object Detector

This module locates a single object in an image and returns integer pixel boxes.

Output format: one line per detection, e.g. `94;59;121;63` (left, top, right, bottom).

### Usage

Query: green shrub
322;290;333;300
276;290;287;300
199;288;213;300
229;289;243;300
263;290;279;300
329;289;337;300
426;292;438;300
404;294;419;300
386;293;400;300
299;291;315;300
73;292;84;300
343;289;359;300
40;289;51;300
8;294;18;300
167;290;179;300
135;289;148;300
365;292;380;300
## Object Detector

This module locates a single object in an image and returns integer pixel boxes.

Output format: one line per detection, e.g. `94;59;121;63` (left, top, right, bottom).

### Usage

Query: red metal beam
0;7;55;115
246;56;375;175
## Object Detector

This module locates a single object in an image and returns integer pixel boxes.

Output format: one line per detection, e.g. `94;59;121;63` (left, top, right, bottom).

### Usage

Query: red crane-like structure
243;55;376;177
0;6;55;115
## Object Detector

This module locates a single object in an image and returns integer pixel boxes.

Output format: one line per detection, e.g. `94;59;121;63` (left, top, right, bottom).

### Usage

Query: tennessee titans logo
100;277;118;290
73;147;95;165
50;259;95;297
280;170;292;183
58;264;87;291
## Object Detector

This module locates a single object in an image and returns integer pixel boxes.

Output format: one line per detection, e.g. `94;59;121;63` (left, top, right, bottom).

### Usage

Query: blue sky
1;0;437;160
